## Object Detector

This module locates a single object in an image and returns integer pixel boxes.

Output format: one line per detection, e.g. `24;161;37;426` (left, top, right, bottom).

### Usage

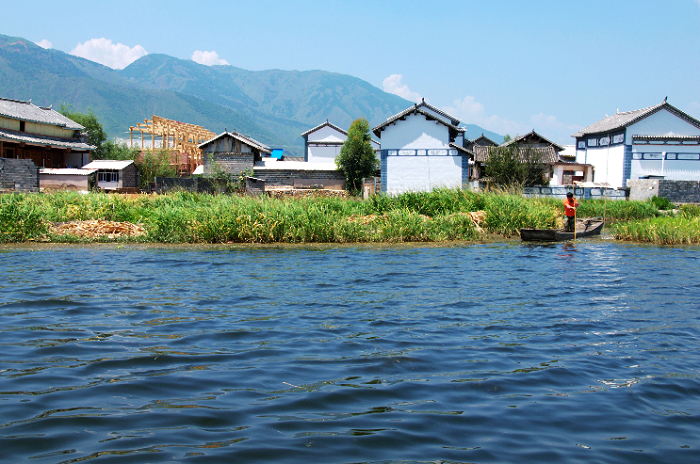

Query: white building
301;120;379;164
573;99;700;188
82;160;140;190
372;99;470;195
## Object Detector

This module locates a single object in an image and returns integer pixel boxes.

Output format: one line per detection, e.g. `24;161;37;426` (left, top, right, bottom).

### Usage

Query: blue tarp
271;149;283;159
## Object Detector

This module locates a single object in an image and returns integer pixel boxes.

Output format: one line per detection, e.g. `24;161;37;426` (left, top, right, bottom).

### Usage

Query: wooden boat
520;219;604;242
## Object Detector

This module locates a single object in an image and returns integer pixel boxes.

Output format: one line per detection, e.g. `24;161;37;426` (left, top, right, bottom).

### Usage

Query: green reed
615;216;700;245
0;189;683;243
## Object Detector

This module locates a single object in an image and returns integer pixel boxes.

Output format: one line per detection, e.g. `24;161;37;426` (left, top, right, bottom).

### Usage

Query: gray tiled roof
300;120;347;138
469;134;499;147
0;127;95;150
572;100;700;137
0;97;84;130
500;130;565;151
449;142;473;156
632;134;700;143
473;145;559;164
200;130;272;154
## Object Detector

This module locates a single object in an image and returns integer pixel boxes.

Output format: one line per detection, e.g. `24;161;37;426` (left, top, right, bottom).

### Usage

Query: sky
3;0;700;145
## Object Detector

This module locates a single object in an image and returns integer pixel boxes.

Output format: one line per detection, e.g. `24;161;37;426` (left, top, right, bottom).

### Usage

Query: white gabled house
372;99;470;195
573;99;700;188
301;120;379;164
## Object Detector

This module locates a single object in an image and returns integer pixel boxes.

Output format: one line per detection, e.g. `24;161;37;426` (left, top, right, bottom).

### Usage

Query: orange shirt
563;197;579;217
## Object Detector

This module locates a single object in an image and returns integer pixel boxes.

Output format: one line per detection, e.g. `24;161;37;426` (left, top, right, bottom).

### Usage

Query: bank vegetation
0;189;697;245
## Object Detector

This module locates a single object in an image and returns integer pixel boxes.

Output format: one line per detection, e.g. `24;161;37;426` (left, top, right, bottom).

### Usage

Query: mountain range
0;33;503;156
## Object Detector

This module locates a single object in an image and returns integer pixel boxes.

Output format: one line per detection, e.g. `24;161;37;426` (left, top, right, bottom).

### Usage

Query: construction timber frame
129;116;216;175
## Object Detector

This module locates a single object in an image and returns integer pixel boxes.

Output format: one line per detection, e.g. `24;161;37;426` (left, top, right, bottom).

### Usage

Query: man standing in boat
563;192;579;232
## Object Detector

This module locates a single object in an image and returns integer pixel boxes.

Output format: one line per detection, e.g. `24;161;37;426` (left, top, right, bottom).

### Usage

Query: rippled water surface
1;242;699;463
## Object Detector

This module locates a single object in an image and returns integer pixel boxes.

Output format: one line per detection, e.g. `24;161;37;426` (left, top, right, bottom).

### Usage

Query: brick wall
252;169;345;189
121;164;140;189
0;158;39;192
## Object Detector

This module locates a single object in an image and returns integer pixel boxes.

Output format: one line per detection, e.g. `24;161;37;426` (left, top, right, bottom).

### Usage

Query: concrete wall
628;179;700;203
579;145;626;188
307;144;342;163
386;155;462;195
0;157;39;192
40;173;93;191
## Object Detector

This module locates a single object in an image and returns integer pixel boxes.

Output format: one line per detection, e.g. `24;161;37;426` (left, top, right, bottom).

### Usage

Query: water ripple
0;243;699;463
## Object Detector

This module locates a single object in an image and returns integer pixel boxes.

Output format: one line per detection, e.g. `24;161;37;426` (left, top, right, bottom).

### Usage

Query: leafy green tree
336;117;378;194
502;134;512;143
485;144;548;188
59;104;109;159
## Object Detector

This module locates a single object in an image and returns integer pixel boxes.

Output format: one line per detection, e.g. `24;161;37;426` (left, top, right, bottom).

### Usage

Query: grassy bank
0;189;692;244
614;204;700;245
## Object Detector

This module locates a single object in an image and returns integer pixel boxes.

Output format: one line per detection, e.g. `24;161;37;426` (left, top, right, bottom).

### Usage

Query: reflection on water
1;242;699;463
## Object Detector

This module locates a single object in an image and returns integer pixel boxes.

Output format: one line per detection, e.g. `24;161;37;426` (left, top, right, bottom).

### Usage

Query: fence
523;186;627;201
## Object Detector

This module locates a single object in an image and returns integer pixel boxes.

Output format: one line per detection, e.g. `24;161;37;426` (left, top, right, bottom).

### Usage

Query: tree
59;104;109;159
503;134;512;143
336;117;378;194
485;144;548;188
58;105;175;187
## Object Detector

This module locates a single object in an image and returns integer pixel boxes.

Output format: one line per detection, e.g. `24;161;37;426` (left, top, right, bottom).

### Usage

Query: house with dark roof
0;97;95;168
372;99;471;195
572;99;700;188
301;120;380;164
199;130;272;175
470;130;592;185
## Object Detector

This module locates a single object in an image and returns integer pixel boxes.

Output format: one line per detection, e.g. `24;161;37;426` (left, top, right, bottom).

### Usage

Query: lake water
1;242;699;463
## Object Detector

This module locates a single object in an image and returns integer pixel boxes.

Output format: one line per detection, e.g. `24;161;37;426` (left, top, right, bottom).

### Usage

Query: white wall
583;145;626;188
380;113;450;150
626;109;700;143
307;126;346;142
307;144;341;163
386;156;462;194
631;147;700;181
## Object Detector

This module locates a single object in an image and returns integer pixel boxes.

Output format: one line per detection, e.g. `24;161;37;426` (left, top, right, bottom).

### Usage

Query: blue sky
3;0;700;144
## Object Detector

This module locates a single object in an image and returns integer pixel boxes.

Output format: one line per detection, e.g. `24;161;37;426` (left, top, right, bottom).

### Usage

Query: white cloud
443;95;581;144
443;95;529;137
191;50;229;66
70;38;148;69
35;39;52;49
382;74;422;103
529;113;583;144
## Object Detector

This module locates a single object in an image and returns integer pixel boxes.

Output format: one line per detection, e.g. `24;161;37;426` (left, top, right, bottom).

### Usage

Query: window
577;140;586;149
98;170;119;182
587;138;597;147
19;121;25;132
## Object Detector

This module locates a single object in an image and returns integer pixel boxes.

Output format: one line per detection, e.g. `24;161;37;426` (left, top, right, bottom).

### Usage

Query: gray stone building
200;131;272;175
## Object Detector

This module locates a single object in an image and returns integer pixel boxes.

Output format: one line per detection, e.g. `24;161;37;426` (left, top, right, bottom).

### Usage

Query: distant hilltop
0;34;502;156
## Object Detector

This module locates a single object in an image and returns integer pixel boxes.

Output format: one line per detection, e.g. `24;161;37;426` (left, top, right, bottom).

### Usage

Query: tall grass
615;216;700;245
0;189;681;244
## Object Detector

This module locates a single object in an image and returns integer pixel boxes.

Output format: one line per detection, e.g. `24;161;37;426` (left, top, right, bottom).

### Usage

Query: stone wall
628;179;700;203
204;153;255;175
0;158;39;192
252;169;346;189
